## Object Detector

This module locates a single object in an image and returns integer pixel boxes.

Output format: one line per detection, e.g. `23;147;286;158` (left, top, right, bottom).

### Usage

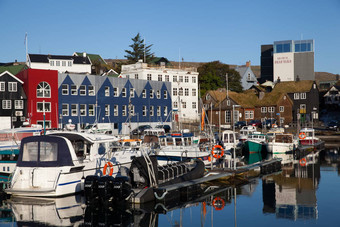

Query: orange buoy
103;161;114;176
212;197;225;210
299;158;307;166
299;132;306;140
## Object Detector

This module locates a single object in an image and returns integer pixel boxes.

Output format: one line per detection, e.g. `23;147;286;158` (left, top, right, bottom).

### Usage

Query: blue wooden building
58;73;172;134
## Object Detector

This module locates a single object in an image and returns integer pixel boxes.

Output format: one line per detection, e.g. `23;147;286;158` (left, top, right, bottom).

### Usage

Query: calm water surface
1;148;339;226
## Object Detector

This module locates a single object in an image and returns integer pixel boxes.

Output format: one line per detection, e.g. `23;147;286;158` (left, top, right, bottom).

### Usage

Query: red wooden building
16;68;59;128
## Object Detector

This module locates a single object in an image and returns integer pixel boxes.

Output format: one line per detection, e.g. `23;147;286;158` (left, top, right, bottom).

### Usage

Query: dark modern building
260;45;273;83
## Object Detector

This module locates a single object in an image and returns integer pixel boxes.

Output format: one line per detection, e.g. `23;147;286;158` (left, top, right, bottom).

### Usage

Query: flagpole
25;32;28;64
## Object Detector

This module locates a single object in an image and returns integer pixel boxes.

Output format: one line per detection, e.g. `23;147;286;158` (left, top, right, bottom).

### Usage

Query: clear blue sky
1;0;339;74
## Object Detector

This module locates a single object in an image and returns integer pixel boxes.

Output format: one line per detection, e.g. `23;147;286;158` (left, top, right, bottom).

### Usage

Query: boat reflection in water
262;150;320;220
8;194;85;226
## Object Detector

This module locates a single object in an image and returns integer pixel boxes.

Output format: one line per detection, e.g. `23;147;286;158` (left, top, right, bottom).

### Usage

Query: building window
105;86;110;96
62;84;68;95
300;93;306;99
227;100;231;106
268;107;275;113
165;75;169;81
89;104;95;116
0;82;5;91
150;89;154;99
122;88;126;97
185;76;189;83
247;73;251;81
80;85;86;96
261;107;267;113
225;110;231;123
130;88;135;98
37;102;51;112
105;104;110;116
8;82;17;92
122;105;127;116
71;85;77;95
15;100;23;109
2;100;11;109
182;102;186;109
88;85;95;96
62;104;69;116
20;116;26;122
158;75;162;81
150;106;154;116
157;106;161;116
280;106;284;112
179;88;183;96
80;104;86;116
173;75;177;82
62;61;66;66
12;117;17;122
37;82;51;98
174;102;178;108
114;87;119;97
280;117;285;124
206;94;210;100
173;88;177;96
130;105;135;116
192;102;197;109
68;61;72;67
135;74;138;79
179;76;183;82
192;76;197;83
37;121;51;129
50;61;54;66
56;61;60;66
245;110;254;120
143;106;147;116
147;74;152;80
157;90;161;99
71;104;78;116
164;90;167;99
164;106;168;116
185;88;189;96
142;89;146;98
294;93;299;100
192;89;196;96
114;105;118;116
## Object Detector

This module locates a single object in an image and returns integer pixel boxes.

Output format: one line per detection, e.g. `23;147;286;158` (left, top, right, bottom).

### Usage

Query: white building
273;40;314;82
27;53;92;74
120;60;199;122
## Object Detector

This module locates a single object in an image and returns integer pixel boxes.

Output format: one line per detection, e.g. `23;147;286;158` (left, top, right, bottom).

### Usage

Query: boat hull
244;140;264;153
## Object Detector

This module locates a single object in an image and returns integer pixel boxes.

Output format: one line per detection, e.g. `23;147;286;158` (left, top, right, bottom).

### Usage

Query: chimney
246;60;251;67
277;77;281;83
259;91;265;100
296;75;300;82
83;52;87;58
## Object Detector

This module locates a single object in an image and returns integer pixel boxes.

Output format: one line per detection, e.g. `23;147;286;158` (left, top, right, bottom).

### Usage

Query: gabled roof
150;57;172;66
0;64;28;75
74;52;107;64
0;71;24;84
256;92;293;106
28;54;91;64
205;89;227;103
228;90;258;108
273;80;315;93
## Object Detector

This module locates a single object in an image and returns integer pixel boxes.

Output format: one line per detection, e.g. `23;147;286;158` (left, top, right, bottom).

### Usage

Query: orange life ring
211;145;224;159
299;132;306;140
212;197;225;211
299;158;306;166
103;161;114;176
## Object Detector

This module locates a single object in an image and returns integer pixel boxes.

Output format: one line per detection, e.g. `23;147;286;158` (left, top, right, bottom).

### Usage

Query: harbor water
0;148;339;226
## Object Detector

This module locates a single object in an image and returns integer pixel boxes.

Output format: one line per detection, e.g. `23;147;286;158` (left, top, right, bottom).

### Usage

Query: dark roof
29;54;91;64
74;52;106;64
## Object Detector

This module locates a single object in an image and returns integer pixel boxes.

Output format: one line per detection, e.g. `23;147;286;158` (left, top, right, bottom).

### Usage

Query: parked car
326;120;340;131
248;120;262;128
155;124;171;133
234;121;247;129
131;125;152;135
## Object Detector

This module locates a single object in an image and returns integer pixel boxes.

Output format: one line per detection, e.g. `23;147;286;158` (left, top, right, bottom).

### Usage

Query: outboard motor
112;176;132;201
84;175;100;204
98;176;115;204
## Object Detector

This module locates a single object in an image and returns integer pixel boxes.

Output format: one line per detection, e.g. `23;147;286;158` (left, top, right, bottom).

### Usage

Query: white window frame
158;75;162;81
37;82;50;98
114;87;119;97
37;102;51;112
157;106;161;116
2;100;11;109
147;74;152;80
80;104;86;116
268;107;275;113
245;110;254;120
150;89;154;99
62;84;68;95
192;89;196;96
88;104;95;116
182;102;186;109
105;86;110;97
185;88;189;96
173;88;177;96
114;105;118;116
279;106;284;112
179;76;183;82
71;104;78;116
56;61;60;66
192;76;197;83
79;85;86;96
9;82;17;92
179;88;183;96
62;104;69;116
130;88;135;98
122;105;127;116
150;106;154;116
143;106;147;116
261;107;267;113
165;75;169;81
294;93;299;100
15;100;23;109
135;74;138;79
164;106;168;116
157;90;161;99
164;90;168;99
300;92;306;99
173;75;177;82
105;104;110;116
174;102;178;108
225;110;231;123
192;102;197;109
0;82;5;91
71;85;77;95
142;89;146;98
122;88;126;97
88;85;95;96
185;76;189;83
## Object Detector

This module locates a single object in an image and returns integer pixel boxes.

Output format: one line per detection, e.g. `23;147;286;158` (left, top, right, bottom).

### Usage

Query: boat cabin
159;133;194;147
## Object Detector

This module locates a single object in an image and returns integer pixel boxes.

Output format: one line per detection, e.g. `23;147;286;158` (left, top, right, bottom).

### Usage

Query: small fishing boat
239;125;257;143
155;131;211;166
243;132;267;154
220;130;239;152
298;128;320;146
5;131;142;197
267;133;298;154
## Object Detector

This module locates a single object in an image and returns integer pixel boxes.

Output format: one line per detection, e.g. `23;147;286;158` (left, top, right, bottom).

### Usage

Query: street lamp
232;105;241;170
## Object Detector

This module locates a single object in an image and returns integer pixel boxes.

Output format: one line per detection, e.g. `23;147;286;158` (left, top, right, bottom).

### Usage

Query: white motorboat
267;133;298;154
220;130;239;152
156;131;212;166
5;131;143;197
239;125;257;143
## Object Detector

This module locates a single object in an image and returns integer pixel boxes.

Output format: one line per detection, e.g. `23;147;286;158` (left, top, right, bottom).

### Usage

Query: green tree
124;33;154;64
197;61;242;97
